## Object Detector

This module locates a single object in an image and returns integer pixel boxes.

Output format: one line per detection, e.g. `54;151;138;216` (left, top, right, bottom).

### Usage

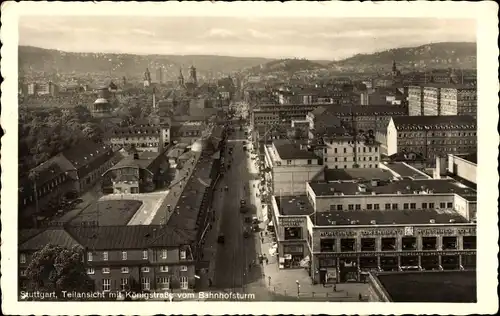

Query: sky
19;17;476;60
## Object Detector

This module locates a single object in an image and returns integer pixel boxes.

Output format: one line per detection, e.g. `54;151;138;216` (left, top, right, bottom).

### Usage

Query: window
180;250;187;260
157;276;170;290
87;268;95;275
447;202;453;208
142;250;148;260
422;203;428;209
307;160;312;165
121;278;129;291
121;267;129;274
381;237;397;251
284;227;302;240
87;252;93;262
180;265;188;272
361;238;376;251
429;202;435;208
141;267;150;273
103;252;108;261
20;253;26;264
336;205;343;211
367;204;373;210
340;238;356;252
385;203;391;210
402;237;417;250
102;268;110;274
180;276;189;290
320;238;336;252
122;251;127;260
439;202;446;209
442;236;457;250
403;203;409;210
20;269;27;277
374;204;380;210
422;237;437;250
410;203;416;209
160;266;169;272
355;204;361;210
141;277;150;291
463;236;476;249
103;279;111;292
343;148;347;153
348;204;354;210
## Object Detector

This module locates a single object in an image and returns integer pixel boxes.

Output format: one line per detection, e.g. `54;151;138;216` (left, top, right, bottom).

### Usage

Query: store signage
283;245;304;253
279;217;304;227
319;230;356;238
319;228;403;238
314;250;476;258
416;228;456;236
457;227;476;235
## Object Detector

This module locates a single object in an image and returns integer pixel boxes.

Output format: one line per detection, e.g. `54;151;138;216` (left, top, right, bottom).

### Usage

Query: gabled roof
61;140;112;169
19;228;81;251
392;115;476;130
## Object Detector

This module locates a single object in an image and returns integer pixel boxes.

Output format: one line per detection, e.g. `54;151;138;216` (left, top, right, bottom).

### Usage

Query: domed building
90;86;113;118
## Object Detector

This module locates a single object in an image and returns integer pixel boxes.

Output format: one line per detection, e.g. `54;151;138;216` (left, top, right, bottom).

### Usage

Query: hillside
18;46;273;78
247;58;325;74
330;42;476;71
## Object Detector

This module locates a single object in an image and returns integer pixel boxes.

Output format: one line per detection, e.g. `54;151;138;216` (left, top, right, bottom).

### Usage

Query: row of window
329;202;453;211
332;164;377;169
86;265;187;275
325;156;378;163
398;139;477;145
398;132;476;138
102;276;189;291
329;147;379;154
87;250;187;262
319;236;476;252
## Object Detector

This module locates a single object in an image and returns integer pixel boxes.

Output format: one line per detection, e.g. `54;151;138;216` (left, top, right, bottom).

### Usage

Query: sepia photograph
1;1;498;315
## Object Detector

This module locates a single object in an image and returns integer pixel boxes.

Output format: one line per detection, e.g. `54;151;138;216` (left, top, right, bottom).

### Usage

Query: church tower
189;65;197;86
178;68;185;87
144;68;151;87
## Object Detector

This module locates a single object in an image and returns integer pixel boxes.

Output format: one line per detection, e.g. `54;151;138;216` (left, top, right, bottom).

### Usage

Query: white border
1;1;498;315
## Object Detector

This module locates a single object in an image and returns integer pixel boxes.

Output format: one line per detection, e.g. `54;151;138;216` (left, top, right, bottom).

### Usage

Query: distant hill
247;58;325;74
330;42;476;71
18;46;274;77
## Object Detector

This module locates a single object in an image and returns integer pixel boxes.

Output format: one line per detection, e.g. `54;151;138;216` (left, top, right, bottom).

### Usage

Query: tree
24;244;94;300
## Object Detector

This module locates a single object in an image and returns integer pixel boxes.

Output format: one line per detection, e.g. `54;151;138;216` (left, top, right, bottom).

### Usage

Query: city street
212;127;267;296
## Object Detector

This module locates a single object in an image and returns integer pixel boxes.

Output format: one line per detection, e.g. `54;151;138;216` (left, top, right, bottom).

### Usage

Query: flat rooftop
309;178;476;199
311;208;468;226
275;195;314;216
385;162;430;179
375;270;476;302
324;168;394;182
272;140;319;160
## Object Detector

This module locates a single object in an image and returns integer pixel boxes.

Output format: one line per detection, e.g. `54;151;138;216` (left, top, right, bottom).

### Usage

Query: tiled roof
19;228;81;251
273;140;319;160
61;140;113;169
108;152;160;171
111;126;163;138
18;229;45;244
66;225;192;249
392;115;476;130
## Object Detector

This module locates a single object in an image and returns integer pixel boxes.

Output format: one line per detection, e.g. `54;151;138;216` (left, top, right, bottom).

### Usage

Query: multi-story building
170;121;206;145
382;115;477;160
318;134;381;169
263;140;324;195
18;226;197;293
106;123;170;153
422;86;441;116
408;85;424;116
440;86;477;118
269;177;476;283
101;151;170;194
26;81;59;96
408;84;477;118
251;103;319;130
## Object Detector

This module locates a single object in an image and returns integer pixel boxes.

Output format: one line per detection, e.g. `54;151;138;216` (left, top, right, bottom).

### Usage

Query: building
170;121;206;145
433;153;477;189
101;150;170;194
318;133;381;169
368;270;476;302
106;122;170;153
90;86;113;118
409;84;477;118
251;103;318;130
382;115;477;160
263;140;324;195
18;225;197;293
268;177;476;283
18;141;118;227
408;85;424;116
27;81;59;96
144;68;152;88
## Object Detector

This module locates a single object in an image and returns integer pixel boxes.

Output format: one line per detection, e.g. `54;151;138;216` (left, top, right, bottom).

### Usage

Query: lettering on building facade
279;217;305;227
317;226;477;239
314;250;476;259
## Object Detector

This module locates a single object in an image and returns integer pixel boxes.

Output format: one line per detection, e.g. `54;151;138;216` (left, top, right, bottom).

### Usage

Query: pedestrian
261;237;264;244
265;258;269;265
358;293;362;301
333;284;337;292
208;278;213;287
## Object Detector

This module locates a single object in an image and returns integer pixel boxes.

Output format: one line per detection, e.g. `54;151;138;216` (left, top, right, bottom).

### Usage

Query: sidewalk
246;146;370;301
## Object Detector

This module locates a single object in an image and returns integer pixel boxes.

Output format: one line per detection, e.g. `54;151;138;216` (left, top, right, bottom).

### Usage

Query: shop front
316;256;338;285
281;244;306;269
339;257;358;282
461;253;476;269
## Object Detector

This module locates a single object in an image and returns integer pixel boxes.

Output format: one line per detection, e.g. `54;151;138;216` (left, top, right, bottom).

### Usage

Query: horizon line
19;41;477;63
